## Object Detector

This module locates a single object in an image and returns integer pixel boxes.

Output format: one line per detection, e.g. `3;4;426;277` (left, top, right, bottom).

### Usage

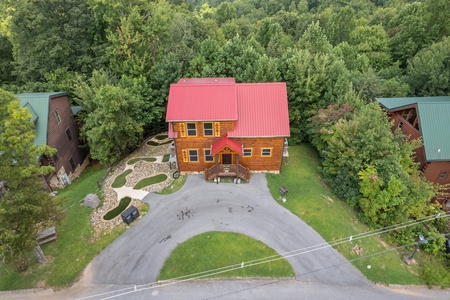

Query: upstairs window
53;110;61;124
439;171;448;180
187;123;197;136
65;128;73;142
69;157;76;170
203;123;213;136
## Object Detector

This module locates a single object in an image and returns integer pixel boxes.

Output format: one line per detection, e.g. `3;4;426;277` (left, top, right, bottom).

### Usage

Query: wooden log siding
174;135;285;173
172;121;234;137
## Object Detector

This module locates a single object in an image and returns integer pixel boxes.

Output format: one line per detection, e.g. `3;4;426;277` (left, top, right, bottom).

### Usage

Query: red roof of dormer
166;78;290;137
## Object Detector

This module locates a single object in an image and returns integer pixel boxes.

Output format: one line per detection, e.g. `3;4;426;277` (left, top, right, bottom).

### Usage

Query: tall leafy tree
75;70;147;166
0;89;58;267
407;37;450;96
9;0;101;83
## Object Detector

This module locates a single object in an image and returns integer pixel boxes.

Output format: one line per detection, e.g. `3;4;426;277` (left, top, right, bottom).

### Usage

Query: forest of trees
0;0;449;279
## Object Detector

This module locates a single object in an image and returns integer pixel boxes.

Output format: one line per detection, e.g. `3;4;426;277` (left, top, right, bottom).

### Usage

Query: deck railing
205;164;250;181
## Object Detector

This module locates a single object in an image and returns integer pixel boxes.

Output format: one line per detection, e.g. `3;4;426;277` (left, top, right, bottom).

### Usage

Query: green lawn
158;232;295;280
0;164;129;290
266;144;420;285
127;157;157;165
111;169;132;188
157;174;187;195
103;197;131;220
162;154;170;162
133;174;168;189
155;134;168;140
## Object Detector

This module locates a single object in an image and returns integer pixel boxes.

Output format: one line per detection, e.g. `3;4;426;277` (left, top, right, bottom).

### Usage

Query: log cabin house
376;96;450;211
166;78;290;181
16;92;89;189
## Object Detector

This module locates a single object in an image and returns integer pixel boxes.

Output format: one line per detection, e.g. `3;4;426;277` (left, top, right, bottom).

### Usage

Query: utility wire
75;215;449;300
93;232;450;300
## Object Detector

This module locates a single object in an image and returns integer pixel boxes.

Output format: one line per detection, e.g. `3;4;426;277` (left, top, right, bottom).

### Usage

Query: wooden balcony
205;164;250;181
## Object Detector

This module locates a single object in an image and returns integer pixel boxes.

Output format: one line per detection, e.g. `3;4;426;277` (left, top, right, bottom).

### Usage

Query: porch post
215;154;219;184
235;154;239;183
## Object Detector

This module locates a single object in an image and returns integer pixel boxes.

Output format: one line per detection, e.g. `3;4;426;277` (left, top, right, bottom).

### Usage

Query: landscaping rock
84;194;100;208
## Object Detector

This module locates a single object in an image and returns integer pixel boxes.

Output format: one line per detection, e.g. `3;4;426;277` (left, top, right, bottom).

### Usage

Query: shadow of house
16;92;89;189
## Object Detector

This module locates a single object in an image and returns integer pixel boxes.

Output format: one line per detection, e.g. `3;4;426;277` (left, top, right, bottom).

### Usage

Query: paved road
3;279;449;300
85;174;368;286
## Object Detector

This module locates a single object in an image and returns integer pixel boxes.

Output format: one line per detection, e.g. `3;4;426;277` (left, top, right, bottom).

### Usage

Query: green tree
74;71;146;166
0;89;58;267
9;0;101;82
407;37;450;96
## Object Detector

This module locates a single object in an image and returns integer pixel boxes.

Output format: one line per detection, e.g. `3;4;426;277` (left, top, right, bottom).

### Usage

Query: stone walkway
91;133;175;231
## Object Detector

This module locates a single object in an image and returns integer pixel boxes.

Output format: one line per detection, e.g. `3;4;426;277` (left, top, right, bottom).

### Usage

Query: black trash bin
121;205;139;225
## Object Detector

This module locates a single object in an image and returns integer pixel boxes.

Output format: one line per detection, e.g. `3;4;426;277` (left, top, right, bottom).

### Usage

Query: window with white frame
204;149;214;162
53;110;61;124
65;128;73;142
439;171;448;180
203;123;213;136
189;149;198;162
261;148;272;157
187;123;197;136
243;148;252;157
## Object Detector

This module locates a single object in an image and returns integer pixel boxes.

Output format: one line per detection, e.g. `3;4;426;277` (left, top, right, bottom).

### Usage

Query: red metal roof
211;134;243;155
166;79;290;137
177;78;236;84
166;84;238;121
229;83;290;138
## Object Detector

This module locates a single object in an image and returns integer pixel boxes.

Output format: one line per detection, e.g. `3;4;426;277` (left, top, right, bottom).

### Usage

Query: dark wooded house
376;96;450;211
17;92;89;188
166;78;290;181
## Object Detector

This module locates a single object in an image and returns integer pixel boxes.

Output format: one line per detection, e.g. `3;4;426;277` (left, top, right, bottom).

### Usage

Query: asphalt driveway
85;174;370;286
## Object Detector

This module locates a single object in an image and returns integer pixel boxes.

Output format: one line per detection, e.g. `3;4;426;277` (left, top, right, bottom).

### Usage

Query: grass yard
133;174;168;189
111;169;132;188
103;197;132;220
266;144;420;285
127;157;157;165
162;154;170;162
157;174;187;195
155;134;168;140
158;231;295;280
0;164;129;290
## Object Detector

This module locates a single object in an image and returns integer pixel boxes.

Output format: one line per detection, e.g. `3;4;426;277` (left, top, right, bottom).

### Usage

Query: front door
222;153;232;164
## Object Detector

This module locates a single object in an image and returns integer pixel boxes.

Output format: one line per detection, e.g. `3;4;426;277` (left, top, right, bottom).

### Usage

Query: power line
94;232;450;300
75;215;449;300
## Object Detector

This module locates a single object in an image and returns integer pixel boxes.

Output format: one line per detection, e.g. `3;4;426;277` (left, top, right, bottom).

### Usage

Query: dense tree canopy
1;0;449;257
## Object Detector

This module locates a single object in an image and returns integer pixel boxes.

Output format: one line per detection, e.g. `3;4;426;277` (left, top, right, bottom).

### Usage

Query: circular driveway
85;174;369;286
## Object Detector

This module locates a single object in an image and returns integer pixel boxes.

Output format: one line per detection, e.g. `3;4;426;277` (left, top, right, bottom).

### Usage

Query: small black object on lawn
279;186;288;195
121;205;139;225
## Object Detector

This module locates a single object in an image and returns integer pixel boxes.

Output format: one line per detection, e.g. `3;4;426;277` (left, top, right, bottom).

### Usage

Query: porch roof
211;135;243;156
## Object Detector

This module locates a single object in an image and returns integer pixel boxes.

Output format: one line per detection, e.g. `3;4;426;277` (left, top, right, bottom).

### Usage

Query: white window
439;171;448;180
189;149;198;162
243;148;252;157
203;123;213;136
187;123;196;136
53;110;61;124
261;148;272;157
65;128;72;142
204;149;214;162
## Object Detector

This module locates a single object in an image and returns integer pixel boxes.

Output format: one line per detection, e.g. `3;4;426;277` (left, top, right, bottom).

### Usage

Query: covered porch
205;134;250;182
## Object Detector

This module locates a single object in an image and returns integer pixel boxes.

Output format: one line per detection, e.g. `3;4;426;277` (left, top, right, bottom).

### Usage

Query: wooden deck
205;164;250;181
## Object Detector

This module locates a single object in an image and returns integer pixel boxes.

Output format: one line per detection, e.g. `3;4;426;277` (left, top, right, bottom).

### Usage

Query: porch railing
205;164;250;181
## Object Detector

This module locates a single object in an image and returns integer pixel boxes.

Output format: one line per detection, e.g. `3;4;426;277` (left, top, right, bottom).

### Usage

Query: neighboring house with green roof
16;92;89;189
376;96;450;211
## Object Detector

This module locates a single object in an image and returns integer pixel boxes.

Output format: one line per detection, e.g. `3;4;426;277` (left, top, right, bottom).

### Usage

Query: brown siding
174;134;284;173
423;162;450;185
47;95;87;175
172;121;234;137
